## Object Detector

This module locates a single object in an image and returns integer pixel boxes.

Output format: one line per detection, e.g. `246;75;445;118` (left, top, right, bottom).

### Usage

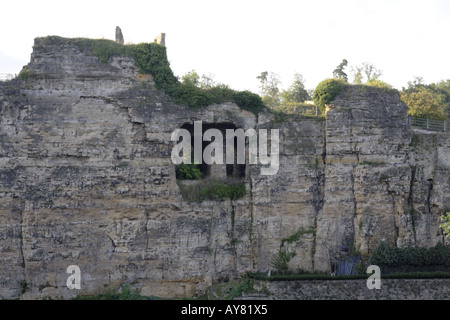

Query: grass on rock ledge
177;177;246;203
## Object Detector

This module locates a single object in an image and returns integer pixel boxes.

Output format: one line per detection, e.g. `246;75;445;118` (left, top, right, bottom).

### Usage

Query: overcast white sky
1;0;449;93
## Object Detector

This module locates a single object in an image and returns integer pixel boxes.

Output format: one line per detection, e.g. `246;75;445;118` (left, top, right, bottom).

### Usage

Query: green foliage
333;59;348;82
430;80;450;117
168;82;215;109
207;84;236;104
248;270;450;281
280;73;310;105
20;281;29;294
270;248;296;273
440;211;450;238
177;178;246;203
369;241;450;273
365;79;394;90
67;38;135;64
401;84;448;120
226;274;255;300
132;42;178;91
232;90;265;115
175;163;202;180
351;62;383;83
175;70;264;113
91;39;132;63
313;78;346;113
270;108;324;123
281;228;315;246
257;71;281;107
181;70;216;90
181;69;201;86
72;285;153;300
18;67;32;81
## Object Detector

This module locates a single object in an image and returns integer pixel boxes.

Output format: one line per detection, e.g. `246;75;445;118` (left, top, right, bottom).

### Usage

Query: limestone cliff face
0;37;449;299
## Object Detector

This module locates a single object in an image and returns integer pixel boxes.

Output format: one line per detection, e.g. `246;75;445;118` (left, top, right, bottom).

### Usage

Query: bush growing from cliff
440;211;450;238
177;178;246;203
207;84;236;103
18;67;32;81
132;43;178;91
167;82;216;109
232;90;265;115
270;249;296;273
73;284;152;300
313;78;346;114
175;164;202;180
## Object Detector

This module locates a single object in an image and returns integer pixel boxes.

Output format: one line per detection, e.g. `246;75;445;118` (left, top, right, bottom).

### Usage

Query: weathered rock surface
0;37;448;299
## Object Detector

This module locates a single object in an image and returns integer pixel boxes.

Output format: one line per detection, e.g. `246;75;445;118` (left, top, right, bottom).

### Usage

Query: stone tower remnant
154;33;165;46
115;26;124;44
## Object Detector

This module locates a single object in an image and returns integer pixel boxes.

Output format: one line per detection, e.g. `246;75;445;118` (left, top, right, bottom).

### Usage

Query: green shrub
281;228;316;246
132;43;178;91
175;163;202;180
365;79;393;90
18;67;32;81
20;281;29;294
270;249;296;273
440;211;450;238
313;78;346;114
72;38;134;64
369;241;450;273
72;285;152;300
232;90;265;116
91;40;132;63
247;270;450;281
167;82;215;109
226;274;255;300
207;84;236;104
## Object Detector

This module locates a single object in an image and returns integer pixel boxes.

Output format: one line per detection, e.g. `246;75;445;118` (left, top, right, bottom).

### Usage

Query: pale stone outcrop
115;26;124;45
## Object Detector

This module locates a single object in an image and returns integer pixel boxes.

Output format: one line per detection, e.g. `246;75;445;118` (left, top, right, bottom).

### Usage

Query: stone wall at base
245;279;450;300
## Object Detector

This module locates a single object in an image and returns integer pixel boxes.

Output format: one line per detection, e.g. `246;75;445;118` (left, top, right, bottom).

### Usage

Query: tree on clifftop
280;73;310;104
333;59;348;82
401;77;449;120
257;71;282;107
351;62;383;84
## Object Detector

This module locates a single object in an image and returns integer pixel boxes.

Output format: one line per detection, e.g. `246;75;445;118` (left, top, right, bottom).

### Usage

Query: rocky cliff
0;36;449;299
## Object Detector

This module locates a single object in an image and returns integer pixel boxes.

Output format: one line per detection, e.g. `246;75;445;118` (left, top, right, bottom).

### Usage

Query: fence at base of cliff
410;117;448;132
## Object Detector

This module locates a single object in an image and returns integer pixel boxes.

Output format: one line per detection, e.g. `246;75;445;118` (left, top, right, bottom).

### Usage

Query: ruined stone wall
0;37;448;299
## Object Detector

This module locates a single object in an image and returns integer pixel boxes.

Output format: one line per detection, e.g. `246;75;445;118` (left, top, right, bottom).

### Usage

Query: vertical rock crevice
16;199;27;298
408;165;418;244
